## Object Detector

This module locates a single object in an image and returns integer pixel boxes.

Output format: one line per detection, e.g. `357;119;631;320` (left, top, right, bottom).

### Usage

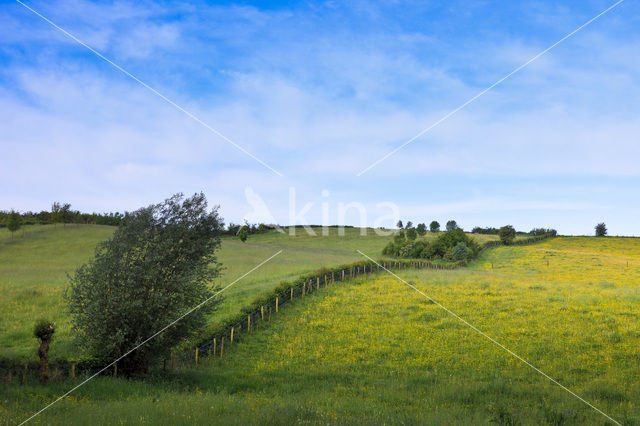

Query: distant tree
406;228;417;241
405;221;413;229
51;202;61;228
7;210;21;239
499;225;516;244
429;221;440;232
595;223;607;237
238;226;249;242
416;223;427;236
60;203;72;227
446;220;458;231
67;193;224;375
451;242;469;261
396;220;403;229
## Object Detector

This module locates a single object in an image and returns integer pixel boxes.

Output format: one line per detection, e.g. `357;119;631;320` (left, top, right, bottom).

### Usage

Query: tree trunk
38;339;50;384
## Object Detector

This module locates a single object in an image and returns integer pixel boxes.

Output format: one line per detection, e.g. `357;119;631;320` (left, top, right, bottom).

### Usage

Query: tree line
385;220;557;261
0;203;124;230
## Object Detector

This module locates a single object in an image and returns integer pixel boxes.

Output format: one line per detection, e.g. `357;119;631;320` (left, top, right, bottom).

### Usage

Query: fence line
2;233;556;381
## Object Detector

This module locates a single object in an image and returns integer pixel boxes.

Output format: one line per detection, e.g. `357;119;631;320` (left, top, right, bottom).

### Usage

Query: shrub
595;223;607;237
423;228;479;259
499;225;516;244
406;228;417;241
451;242;469;261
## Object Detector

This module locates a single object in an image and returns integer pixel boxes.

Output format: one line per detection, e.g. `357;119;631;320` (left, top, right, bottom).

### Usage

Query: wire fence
2;233;557;382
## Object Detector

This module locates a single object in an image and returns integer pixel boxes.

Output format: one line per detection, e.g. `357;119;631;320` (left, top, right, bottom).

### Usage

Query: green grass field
0;224;506;362
2;234;639;424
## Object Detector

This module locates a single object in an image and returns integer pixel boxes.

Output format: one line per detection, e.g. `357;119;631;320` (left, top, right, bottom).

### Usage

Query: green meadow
2;235;639;424
0;224;507;362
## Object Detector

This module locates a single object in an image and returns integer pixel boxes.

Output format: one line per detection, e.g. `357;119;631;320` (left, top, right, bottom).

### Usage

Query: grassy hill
2;236;638;424
0;224;506;361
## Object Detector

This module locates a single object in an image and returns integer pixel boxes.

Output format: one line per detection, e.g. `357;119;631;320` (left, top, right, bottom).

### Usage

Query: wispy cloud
1;0;639;235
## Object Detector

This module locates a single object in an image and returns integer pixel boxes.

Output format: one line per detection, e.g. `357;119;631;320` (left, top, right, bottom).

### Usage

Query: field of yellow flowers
2;236;639;424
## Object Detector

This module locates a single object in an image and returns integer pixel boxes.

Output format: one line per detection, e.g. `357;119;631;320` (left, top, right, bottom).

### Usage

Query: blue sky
1;0;639;235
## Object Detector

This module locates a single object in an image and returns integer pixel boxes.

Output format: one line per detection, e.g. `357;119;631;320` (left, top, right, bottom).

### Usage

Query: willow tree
67;193;224;374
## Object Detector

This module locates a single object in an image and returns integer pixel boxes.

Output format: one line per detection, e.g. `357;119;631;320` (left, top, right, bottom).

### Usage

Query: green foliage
33;319;55;341
471;226;499;234
59;203;72;226
429;221;440;232
499;225;516;244
51;202;61;227
416;223;426;236
7;210;21;237
238;226;249;242
405;221;413;229
396;220;403;229
451;242;469;261
595;223;607;237
422;228;479;260
529;228;557;237
383;228;478;261
66;193;224;374
446;220;458;231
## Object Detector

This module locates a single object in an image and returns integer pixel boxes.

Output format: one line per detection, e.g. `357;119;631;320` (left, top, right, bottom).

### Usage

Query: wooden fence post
261;305;264;321
195;348;199;365
22;363;28;385
113;363;117;377
71;363;75;380
213;338;216;357
302;282;306;298
290;287;293;300
248;314;251;332
342;270;345;280
317;277;320;290
220;337;224;359
324;275;327;286
231;327;234;343
276;297;279;312
269;306;272;322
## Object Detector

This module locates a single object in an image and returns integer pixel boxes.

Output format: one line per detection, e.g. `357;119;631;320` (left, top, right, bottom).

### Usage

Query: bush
422;228;479;259
499;225;516;244
451;242;469;261
406;228;417;241
67;193;224;374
